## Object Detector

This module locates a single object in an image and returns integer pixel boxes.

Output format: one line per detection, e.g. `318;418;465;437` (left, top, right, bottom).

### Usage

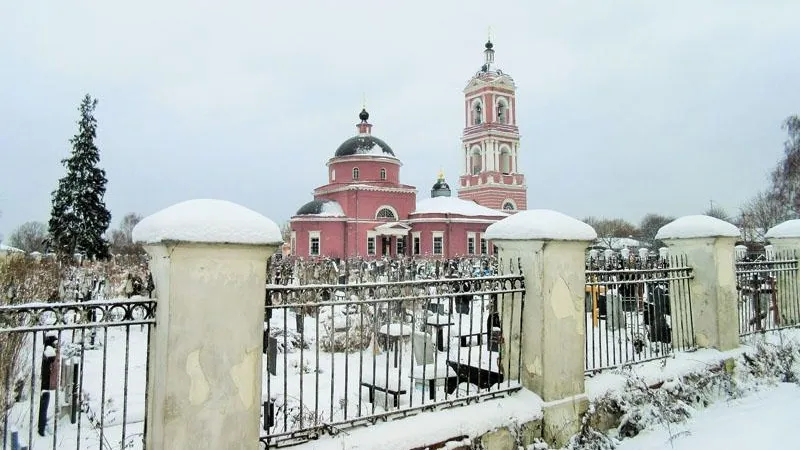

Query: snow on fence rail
736;251;800;337
260;264;525;448
584;255;696;373
0;298;155;450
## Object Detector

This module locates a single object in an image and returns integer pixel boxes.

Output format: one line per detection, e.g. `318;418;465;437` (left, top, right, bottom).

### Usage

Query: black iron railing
736;251;800;336
0;298;156;450
260;266;524;448
584;256;695;373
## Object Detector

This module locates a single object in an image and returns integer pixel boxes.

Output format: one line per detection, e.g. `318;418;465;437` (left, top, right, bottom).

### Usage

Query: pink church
290;39;527;259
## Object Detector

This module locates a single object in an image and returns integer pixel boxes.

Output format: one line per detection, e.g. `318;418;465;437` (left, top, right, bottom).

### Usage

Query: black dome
359;108;369;121
296;200;325;215
485;40;493;49
334;135;395;158
432;180;450;191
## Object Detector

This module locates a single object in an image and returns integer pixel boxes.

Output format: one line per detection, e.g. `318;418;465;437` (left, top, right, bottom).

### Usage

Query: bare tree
583;216;639;248
740;191;787;241
109;212;144;255
771;115;800;218
704;204;731;222
8;221;48;253
637;213;675;248
280;222;292;243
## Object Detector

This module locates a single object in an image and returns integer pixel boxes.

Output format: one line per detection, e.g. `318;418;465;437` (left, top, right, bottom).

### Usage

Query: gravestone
605;294;626;331
267;336;278;376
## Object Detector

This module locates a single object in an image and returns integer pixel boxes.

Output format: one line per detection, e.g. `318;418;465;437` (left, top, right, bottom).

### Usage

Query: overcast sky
1;1;799;239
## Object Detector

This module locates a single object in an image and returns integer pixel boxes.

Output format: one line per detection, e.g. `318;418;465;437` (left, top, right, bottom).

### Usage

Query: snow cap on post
655;215;739;240
484;209;597;241
132;199;283;245
765;219;800;239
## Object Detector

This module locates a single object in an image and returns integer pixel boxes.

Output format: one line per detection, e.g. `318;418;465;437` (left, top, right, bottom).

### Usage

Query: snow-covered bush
569;334;800;449
318;303;374;352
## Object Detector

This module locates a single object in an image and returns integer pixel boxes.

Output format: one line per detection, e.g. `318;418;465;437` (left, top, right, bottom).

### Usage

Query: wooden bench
360;382;407;407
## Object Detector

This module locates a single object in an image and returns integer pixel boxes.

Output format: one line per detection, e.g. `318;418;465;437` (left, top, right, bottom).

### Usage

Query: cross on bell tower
457;36;527;212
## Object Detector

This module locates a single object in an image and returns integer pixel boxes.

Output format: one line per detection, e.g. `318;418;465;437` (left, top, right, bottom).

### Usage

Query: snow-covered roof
412;197;508;217
485;209;597;241
656;215;740;240
596;237;643;250
132;199;283;245
0;243;24;253
296;199;345;217
766;220;800;239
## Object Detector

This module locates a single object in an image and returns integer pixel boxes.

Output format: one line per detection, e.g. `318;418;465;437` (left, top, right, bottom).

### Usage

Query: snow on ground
615;382;800;450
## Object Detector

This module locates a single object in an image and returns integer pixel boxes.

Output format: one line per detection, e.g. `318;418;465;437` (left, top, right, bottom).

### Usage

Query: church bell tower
457;38;527;212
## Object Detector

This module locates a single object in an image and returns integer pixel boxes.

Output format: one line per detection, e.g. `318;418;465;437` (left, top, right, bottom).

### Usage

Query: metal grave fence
584;255;695;373
736;250;800;337
0;299;156;450
260;261;525;447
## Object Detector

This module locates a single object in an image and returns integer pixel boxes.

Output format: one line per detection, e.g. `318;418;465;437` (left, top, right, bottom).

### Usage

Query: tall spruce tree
49;94;112;259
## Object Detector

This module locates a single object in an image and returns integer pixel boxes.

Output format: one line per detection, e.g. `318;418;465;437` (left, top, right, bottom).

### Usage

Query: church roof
412;197;508;217
334;135;395;158
295;199;345;217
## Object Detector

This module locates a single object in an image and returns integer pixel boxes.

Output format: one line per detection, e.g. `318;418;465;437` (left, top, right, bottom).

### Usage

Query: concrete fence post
765;219;800;325
656;215;740;351
133;199;282;450
485;209;596;446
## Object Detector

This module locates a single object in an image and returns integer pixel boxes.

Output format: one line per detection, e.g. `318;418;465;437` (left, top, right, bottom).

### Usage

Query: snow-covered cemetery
2;4;800;450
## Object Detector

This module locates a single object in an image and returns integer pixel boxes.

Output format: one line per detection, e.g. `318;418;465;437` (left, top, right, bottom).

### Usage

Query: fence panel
0;299;155;450
736;250;800;336
584;255;695;373
260;264;524;448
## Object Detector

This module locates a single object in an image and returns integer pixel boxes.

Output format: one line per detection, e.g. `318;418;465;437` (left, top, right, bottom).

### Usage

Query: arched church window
473;102;483;125
380;168;387;180
502;202;515;211
500;148;511;174
352;167;360;180
376;207;396;220
497;102;507;124
470;149;482;175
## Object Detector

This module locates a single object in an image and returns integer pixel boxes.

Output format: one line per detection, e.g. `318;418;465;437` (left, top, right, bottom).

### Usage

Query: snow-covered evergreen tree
49;94;112;260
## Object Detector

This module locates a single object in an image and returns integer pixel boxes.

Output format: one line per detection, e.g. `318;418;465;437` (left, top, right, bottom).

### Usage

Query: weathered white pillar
656;215;740;351
486;209;596;446
765;219;800;325
133;199;282;450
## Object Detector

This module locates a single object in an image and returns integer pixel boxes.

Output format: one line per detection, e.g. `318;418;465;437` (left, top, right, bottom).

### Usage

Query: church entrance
381;236;391;256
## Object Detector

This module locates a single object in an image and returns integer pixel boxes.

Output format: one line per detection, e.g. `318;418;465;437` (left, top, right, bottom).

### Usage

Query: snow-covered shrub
318;304;373;352
570;334;800;449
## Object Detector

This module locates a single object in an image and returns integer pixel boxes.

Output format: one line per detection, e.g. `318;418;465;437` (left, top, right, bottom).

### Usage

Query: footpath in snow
617;381;800;449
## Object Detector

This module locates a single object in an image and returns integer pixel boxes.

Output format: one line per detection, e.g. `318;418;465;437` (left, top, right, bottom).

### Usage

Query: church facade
290;39;527;259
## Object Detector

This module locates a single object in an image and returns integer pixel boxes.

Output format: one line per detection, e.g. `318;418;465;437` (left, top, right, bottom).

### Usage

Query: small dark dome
432;179;450;191
359;108;369;121
485;40;493;50
334;135;395;158
296;200;325;215
431;171;452;198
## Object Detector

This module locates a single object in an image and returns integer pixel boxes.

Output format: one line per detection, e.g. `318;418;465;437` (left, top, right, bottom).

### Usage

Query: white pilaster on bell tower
457;36;528;212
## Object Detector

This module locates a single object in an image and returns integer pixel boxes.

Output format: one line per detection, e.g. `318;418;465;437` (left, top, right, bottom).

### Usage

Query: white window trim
352;167;360;180
309;231;321;256
290;231;297;255
375;204;399;220
432;231;444;256
501;198;517;210
396;236;405;255
380;168;387;180
467;232;476;255
331;169;336;182
412;231;421;255
367;231;377;256
480;236;488;255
